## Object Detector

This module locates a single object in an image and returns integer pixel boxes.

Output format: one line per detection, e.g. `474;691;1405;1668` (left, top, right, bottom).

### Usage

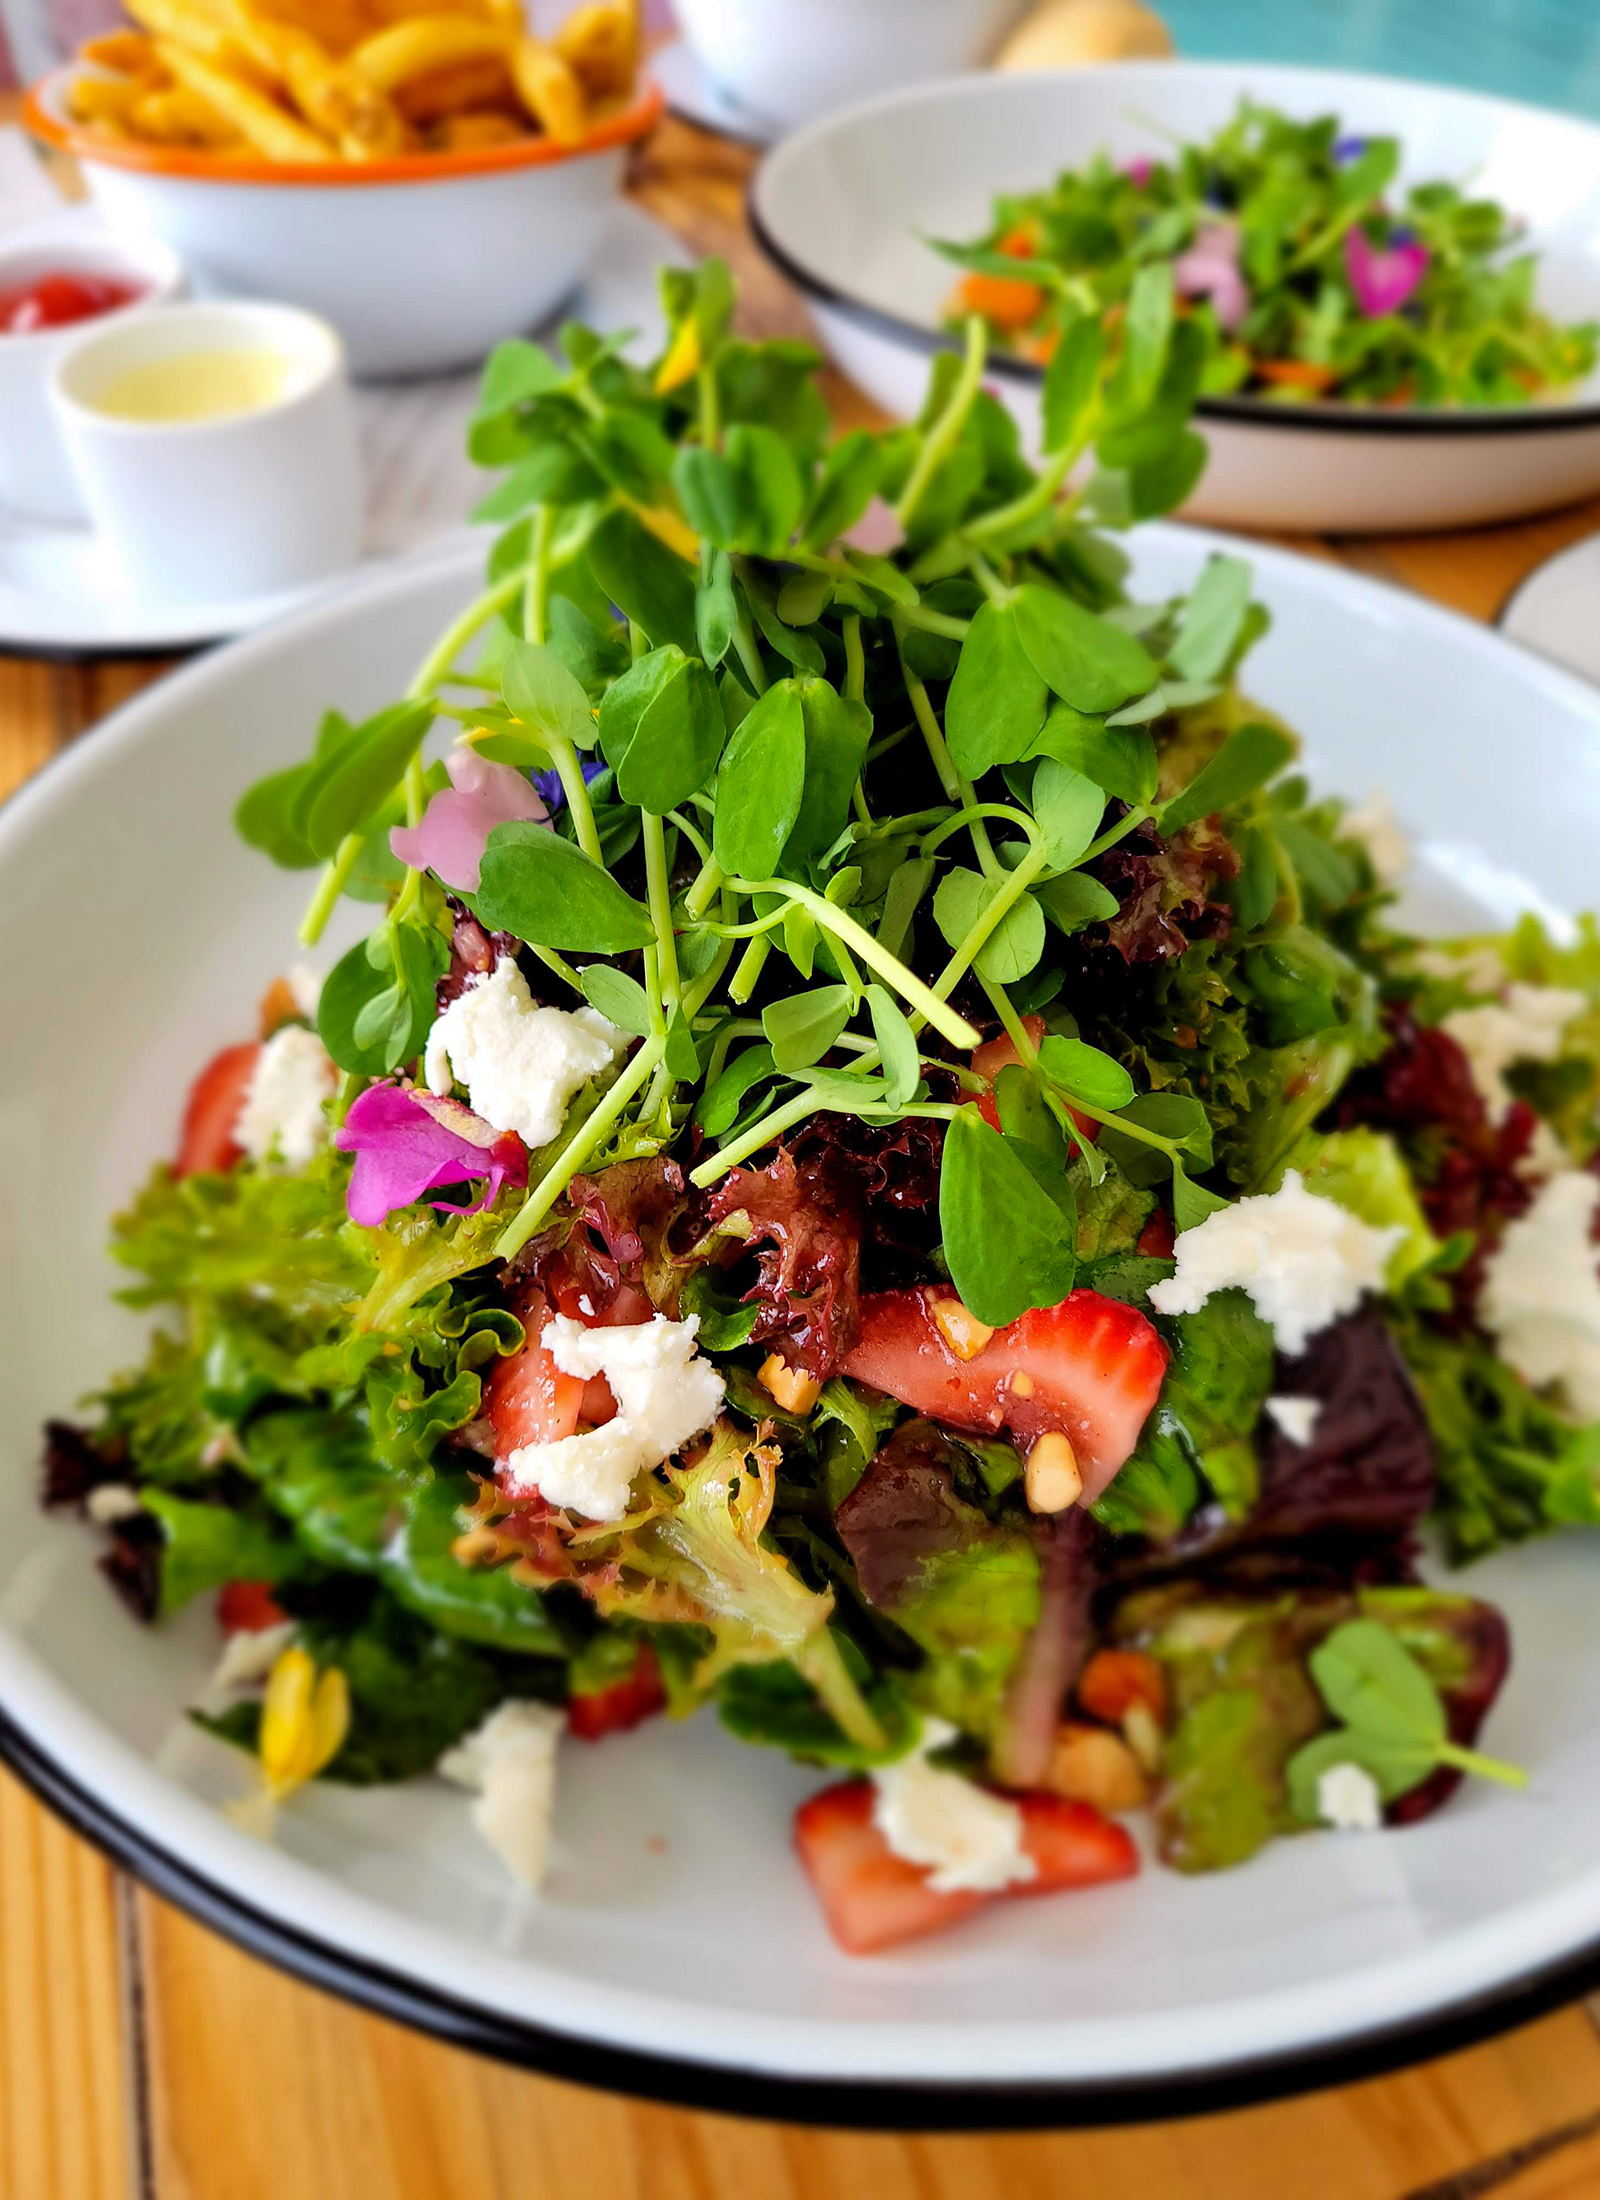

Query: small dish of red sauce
0;270;147;338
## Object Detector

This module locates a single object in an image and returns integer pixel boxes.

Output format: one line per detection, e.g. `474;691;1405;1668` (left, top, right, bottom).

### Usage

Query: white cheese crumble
1412;944;1507;998
1480;1170;1600;1420
439;1700;563;1889
871;1718;1036;1895
286;961;323;1020
1518;1118;1571;1184
424;956;625;1150
85;1483;144;1525
1264;1394;1321;1446
1441;983;1586;1123
1147;1171;1401;1355
1337;789;1409;885
1316;1761;1382;1832
211;1619;296;1694
234;1023;337;1168
500;1313;726;1522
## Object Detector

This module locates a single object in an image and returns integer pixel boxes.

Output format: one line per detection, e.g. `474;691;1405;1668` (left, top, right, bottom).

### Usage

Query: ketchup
0;271;145;337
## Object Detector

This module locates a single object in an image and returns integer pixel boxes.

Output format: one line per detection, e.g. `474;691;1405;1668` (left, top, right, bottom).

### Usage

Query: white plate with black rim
749;61;1600;536
5;529;1600;2127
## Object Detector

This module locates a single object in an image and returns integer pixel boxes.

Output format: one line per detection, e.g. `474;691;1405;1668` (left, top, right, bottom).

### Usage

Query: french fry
123;0;274;82
234;0;376;59
392;54;514;120
553;0;636;99
238;12;408;153
435;107;526;148
509;34;586;145
154;38;337;159
66;73;149;124
79;30;167;77
349;14;509;92
129;83;243;144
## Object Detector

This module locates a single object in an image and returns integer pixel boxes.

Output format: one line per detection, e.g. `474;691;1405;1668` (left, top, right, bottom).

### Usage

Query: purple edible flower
335;1082;527;1227
1344;224;1429;317
389;747;548;893
1332;134;1367;164
532;754;607;814
1172;220;1251;332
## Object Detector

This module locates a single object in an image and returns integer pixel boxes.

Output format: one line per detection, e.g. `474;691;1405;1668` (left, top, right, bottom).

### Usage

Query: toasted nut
931;1295;995;1361
1024;1432;1082;1514
1010;1370;1035;1398
1047;1722;1149;1813
1123;1702;1165;1776
759;1354;821;1415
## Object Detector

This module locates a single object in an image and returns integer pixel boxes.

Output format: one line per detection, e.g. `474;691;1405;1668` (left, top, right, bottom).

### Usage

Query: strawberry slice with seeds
794;1780;1138;1955
174;1043;259;1179
485;1289;585;1457
216;1579;289;1634
568;1642;667;1742
973;1019;1099;1144
841;1286;1168;1502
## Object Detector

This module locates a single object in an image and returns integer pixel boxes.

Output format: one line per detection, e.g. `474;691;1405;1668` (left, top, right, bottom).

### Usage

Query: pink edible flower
1172;221;1251;333
1124;156;1155;188
389;747;548;894
838;496;905;557
335;1082;527;1227
1344;225;1429;317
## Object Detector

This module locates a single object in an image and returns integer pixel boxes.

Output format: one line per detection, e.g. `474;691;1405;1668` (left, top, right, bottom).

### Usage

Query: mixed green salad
46;263;1600;1954
937;100;1598;408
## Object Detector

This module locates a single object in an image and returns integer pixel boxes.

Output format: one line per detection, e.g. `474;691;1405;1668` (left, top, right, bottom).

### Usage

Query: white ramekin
0;221;184;524
49;299;363;602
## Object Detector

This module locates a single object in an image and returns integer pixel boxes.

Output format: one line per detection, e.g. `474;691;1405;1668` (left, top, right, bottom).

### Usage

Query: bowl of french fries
24;0;662;377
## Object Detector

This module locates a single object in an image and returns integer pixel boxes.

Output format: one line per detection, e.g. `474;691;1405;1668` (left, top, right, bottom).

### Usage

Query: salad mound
937;100;1599;409
47;266;1600;1955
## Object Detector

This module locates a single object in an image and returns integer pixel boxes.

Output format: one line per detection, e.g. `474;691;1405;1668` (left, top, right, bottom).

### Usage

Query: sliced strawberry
841;1286;1168;1501
1135;1207;1176;1259
174;1042;259;1179
217;1579;288;1633
568;1642;667;1742
972;1019;1099;1144
794;1779;1138;1955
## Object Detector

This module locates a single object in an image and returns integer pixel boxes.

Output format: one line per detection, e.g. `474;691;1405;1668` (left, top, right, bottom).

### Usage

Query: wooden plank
0;1771;130;2200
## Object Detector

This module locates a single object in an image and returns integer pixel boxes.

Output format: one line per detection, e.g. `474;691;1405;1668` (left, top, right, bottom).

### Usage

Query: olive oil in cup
50;300;362;603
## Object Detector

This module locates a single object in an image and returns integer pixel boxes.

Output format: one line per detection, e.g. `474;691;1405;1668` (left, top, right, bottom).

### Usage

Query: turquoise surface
1162;0;1600;121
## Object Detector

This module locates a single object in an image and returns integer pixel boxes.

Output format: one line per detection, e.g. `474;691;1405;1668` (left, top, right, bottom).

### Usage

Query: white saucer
651;37;777;147
0;200;691;660
1499;534;1600;686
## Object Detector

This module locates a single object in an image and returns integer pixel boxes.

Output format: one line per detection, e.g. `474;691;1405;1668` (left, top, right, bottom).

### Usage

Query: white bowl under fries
25;67;664;380
750;61;1600;534
3;536;1600;2119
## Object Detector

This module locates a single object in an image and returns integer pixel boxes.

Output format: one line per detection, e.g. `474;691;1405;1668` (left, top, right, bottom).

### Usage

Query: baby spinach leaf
763;984;853;1072
1285;1727;1434;1820
477;821;655;952
939;1110;1077;1327
1309;1619;1444;1746
1013;583;1159;716
1168;554;1254;683
502;639;596;750
712;681;806;880
586;507;698;656
1037;1033;1135;1112
1031;759;1106;870
680;1263;762;1351
1159;721;1296;834
143;1490;311;1617
579;964;653;1035
933;868;1045;983
944;601;1050;777
865;985;921;1107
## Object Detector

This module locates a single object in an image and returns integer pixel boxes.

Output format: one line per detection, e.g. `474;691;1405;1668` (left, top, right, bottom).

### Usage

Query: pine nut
1024;1432;1082;1513
931;1295;996;1361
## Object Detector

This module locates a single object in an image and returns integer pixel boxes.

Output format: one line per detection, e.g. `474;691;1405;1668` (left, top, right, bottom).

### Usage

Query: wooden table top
7;107;1600;2200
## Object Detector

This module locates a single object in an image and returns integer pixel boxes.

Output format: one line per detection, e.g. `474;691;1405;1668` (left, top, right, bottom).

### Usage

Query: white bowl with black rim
6;535;1600;2122
749;61;1600;535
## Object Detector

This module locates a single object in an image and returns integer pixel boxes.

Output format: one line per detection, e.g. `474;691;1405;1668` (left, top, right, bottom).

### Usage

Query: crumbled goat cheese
211;1620;296;1694
501;1313;726;1522
1317;1761;1382;1832
424;955;625;1150
1441;983;1586;1123
1412;944;1507;998
286;961;323;1019
1264;1395;1321;1446
1337;789;1409;885
1147;1171;1401;1355
234;1023;336;1167
85;1483;144;1525
1480;1170;1600;1420
871;1718;1036;1895
439;1700;563;1888
1518;1118;1571;1183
